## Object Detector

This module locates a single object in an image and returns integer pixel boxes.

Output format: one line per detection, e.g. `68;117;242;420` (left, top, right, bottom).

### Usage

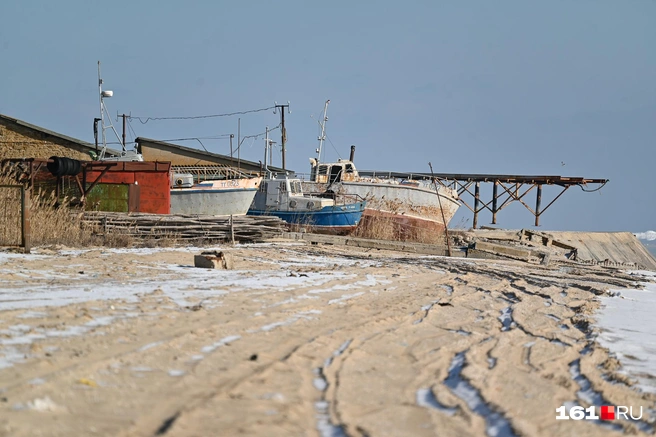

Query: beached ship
304;100;461;238
170;173;261;216
247;130;365;234
247;175;365;235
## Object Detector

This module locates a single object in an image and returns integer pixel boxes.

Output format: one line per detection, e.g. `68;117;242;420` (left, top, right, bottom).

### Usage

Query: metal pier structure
357;170;608;229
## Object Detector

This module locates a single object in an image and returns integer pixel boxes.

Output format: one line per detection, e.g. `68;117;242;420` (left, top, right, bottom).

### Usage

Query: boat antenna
97;61;125;159
263;126;276;178
315;99;330;165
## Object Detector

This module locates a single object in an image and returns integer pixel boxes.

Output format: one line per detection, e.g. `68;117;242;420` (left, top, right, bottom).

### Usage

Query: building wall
0;122;92;161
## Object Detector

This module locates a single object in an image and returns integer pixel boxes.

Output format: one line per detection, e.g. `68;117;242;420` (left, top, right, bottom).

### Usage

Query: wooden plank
80;212;285;243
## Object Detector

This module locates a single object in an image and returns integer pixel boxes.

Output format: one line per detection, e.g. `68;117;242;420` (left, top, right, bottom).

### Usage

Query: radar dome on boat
101;90;113;98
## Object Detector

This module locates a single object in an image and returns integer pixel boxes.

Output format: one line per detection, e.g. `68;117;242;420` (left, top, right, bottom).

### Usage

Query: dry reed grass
352;214;448;245
0;173;94;247
0;185;22;246
0;172;182;249
30;192;93;246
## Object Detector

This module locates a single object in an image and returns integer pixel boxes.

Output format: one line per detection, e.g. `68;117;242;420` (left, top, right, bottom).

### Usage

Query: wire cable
578;181;608;192
129;106;276;124
157;134;233;142
235;124;281;154
127;119;139;143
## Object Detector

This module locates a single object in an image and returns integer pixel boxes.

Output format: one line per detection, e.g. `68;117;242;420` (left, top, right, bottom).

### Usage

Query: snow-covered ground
0;246;377;311
596;271;656;394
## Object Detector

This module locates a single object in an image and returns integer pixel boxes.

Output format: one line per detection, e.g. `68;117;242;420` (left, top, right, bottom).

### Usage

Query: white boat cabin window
291;181;302;194
314;162;357;183
329;164;342;183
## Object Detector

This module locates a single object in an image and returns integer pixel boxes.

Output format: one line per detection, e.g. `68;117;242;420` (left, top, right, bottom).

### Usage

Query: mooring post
230;214;235;244
535;184;542;226
428;162;452;257
21;186;31;254
473;182;480;229
492;182;498;224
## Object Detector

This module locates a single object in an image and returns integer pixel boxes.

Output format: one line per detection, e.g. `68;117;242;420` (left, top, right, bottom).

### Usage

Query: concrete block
474;241;532;260
194;251;234;269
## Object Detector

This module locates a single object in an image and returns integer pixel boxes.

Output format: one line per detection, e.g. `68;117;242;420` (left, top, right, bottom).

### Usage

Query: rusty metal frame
82;162;117;198
434;178;578;228
1;158;120;206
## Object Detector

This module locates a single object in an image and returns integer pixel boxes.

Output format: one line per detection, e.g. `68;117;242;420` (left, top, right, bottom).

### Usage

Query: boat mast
263;126;276;178
315;99;330;165
263;127;268;176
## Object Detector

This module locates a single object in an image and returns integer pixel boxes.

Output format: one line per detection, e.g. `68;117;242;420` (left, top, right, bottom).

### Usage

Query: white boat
170;174;262;216
304;100;460;238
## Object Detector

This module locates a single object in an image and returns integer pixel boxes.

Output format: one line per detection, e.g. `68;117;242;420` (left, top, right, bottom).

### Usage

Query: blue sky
1;1;654;232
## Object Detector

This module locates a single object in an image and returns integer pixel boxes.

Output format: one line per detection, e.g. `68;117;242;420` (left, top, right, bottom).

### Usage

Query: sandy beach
0;242;654;437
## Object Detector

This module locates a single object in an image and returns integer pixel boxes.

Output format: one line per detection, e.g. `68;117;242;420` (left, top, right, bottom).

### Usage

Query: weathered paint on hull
358;208;449;241
304;180;460;228
247;202;366;236
170;178;261;216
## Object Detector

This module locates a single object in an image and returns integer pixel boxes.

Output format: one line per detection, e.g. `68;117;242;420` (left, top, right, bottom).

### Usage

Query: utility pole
274;102;291;170
120;113;128;150
93;118;101;154
237;118;241;170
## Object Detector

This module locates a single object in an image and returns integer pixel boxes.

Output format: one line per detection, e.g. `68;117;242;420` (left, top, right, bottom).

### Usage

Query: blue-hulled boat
247;176;366;235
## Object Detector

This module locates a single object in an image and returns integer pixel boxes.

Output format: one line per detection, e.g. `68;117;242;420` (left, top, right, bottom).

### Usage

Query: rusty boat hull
303;178;460;238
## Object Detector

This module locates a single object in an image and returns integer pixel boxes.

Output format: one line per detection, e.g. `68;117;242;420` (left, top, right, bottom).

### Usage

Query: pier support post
492;182;498;224
473;182;480;229
535;184;542;227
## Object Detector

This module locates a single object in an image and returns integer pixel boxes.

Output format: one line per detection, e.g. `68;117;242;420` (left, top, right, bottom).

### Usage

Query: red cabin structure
84;161;171;214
